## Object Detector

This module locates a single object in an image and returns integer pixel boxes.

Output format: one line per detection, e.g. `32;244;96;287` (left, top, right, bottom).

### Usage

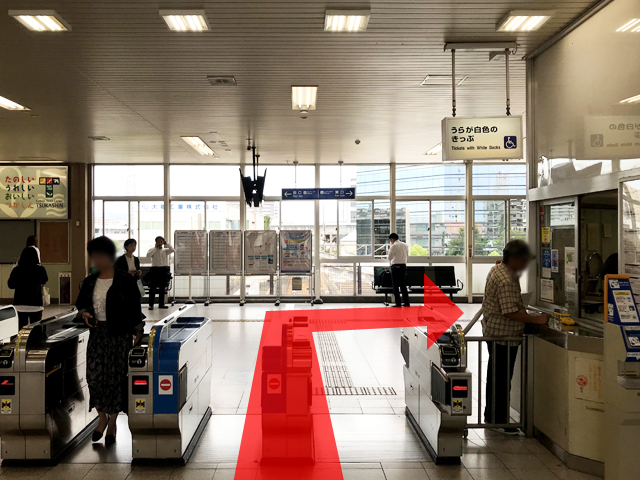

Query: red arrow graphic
234;275;463;480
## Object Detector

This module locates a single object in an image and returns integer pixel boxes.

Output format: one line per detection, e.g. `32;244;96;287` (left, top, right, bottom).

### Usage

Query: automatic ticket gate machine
261;316;314;464
402;324;472;464
128;309;213;463
603;275;640;479
0;308;98;463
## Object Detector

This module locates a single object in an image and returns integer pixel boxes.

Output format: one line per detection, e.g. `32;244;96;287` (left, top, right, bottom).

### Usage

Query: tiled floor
6;303;600;480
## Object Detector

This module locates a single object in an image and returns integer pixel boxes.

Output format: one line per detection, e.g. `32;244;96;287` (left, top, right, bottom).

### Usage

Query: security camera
355;139;361;145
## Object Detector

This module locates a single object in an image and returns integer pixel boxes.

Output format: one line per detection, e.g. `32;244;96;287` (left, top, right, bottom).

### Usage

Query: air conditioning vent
88;135;110;141
207;76;237;86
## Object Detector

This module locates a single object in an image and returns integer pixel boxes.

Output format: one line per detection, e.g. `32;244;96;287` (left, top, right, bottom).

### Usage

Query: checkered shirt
481;262;525;345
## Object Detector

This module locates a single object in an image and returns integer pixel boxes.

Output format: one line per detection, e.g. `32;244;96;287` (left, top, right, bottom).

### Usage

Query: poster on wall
0;166;68;219
540;278;554;303
245;230;277;275
551;249;559;273
441;115;523;161
542;248;552;278
574;357;603;404
174;230;208;276
280;230;312;274
210;230;242;275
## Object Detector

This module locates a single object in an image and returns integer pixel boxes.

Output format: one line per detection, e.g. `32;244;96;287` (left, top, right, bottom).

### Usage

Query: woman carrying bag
8;247;49;329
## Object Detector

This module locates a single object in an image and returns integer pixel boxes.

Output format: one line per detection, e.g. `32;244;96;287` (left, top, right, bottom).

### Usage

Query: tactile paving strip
316;331;396;396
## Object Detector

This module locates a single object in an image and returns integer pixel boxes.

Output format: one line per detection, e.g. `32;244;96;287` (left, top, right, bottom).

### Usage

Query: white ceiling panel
0;0;596;165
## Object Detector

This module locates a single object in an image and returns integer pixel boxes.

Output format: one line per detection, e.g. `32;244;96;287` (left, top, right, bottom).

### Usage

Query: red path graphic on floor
234;276;463;480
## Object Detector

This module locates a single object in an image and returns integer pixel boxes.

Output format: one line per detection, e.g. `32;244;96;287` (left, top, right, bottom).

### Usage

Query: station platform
0;303;598;480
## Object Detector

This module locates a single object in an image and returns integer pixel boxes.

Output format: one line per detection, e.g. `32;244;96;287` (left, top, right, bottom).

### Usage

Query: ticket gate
0;308;97;463
128;312;213;463
402;324;472;464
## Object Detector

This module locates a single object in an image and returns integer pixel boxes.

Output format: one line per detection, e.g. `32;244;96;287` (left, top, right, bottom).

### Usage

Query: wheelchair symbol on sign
504;136;517;149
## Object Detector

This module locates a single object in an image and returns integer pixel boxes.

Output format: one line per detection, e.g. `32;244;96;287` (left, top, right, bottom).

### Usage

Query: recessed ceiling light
0;95;30;111
324;9;370;32
620;94;640;104
497;11;554;32
616;19;640;32
207;76;237;86
421;75;468;86
182;136;216;156
292;86;317;111
425;143;442;155
8;10;70;31
160;10;209;31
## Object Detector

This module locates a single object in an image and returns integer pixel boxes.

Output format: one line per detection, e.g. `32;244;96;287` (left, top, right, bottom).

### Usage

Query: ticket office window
538;199;578;317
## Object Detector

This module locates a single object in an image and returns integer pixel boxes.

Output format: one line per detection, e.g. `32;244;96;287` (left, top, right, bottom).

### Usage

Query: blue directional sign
282;188;357;200
282;189;319;200
318;188;356;199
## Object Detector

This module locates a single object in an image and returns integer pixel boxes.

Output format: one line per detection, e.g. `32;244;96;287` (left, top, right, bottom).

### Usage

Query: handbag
137;279;145;298
42;286;51;307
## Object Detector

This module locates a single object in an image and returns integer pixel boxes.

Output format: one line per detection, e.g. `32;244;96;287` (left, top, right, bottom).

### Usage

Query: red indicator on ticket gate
269;377;280;390
160;379;171;390
266;374;281;394
453;385;467;391
159;375;173;395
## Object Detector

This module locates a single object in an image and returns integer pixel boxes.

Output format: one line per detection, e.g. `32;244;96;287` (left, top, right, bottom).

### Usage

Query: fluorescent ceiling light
292;86;318;111
420;74;469;86
324;9;370;32
8;10;70;31
181;136;216;156
616;19;640;32
620;94;640;104
0;95;30;111
160;10;209;31
425;143;442;155
497;11;554;32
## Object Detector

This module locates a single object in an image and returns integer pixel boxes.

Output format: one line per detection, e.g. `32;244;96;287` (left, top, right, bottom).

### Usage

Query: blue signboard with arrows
282;188;356;200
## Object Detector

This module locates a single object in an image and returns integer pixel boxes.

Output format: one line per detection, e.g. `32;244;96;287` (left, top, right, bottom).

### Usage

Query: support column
70;163;90;302
314;164;322;303
465;160;473;303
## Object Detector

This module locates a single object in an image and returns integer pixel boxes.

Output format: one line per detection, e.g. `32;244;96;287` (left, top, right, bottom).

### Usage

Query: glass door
539;198;579;317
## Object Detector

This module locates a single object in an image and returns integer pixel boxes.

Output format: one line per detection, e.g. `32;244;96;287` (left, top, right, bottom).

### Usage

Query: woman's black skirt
87;321;132;414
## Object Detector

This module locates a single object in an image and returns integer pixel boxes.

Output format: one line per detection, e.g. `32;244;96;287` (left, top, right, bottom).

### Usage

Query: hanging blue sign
282;188;356;200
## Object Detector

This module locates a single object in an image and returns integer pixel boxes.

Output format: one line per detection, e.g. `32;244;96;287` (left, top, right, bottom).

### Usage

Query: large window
94;165;164;197
320;165;390;196
472;164;526;195
432;201;465;256
170;165;239;197
396;201;430;256
247;165;315;197
396;165;465;196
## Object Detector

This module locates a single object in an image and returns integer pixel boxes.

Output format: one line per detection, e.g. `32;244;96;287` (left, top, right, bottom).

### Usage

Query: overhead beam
444;42;517;52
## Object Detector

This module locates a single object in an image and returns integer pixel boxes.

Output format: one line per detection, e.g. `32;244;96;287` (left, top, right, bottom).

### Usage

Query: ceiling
0;0;596;165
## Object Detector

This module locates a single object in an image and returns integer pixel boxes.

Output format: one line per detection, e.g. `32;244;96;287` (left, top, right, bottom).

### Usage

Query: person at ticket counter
146;236;174;310
482;240;549;432
7;247;48;328
76;236;144;445
388;232;410;307
115;238;141;278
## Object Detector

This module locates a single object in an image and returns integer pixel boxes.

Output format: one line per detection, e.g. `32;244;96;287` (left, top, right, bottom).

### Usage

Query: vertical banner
280;230;312;274
210;230;243;275
174;230;208;276
244;230;277;275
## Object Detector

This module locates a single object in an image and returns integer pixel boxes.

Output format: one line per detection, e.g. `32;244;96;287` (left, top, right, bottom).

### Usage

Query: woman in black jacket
8;247;48;329
76;236;143;446
115;238;141;278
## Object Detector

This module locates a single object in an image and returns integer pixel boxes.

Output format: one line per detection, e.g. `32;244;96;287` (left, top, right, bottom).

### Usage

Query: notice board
0;220;35;264
244;230;277;275
174;230;208;276
39;221;70;264
280;230;312;274
210;230;243;275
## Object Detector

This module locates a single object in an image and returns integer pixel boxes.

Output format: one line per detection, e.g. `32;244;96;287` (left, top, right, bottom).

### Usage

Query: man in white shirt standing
388;233;410;307
146;236;174;310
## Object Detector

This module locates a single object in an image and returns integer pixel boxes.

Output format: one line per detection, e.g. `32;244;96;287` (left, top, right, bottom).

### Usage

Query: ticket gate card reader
0;308;98;464
603;275;640;480
402;324;472;464
128;314;213;464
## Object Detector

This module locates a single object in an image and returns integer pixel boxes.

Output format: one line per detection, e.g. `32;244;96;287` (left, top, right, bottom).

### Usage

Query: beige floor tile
534;451;565;469
466;468;516;480
383;468;430;480
521;438;549;455
340;463;381;469
509;468;560;480
184;464;218;470
342;469;387;480
461;453;506;469
547;466;602;480
495;454;546;470
422;464;473;480
169;469;216;480
0;468;53;480
127;466;175;480
484;439;531;455
381;462;425;469
40;469;90;480
212;470;237;480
